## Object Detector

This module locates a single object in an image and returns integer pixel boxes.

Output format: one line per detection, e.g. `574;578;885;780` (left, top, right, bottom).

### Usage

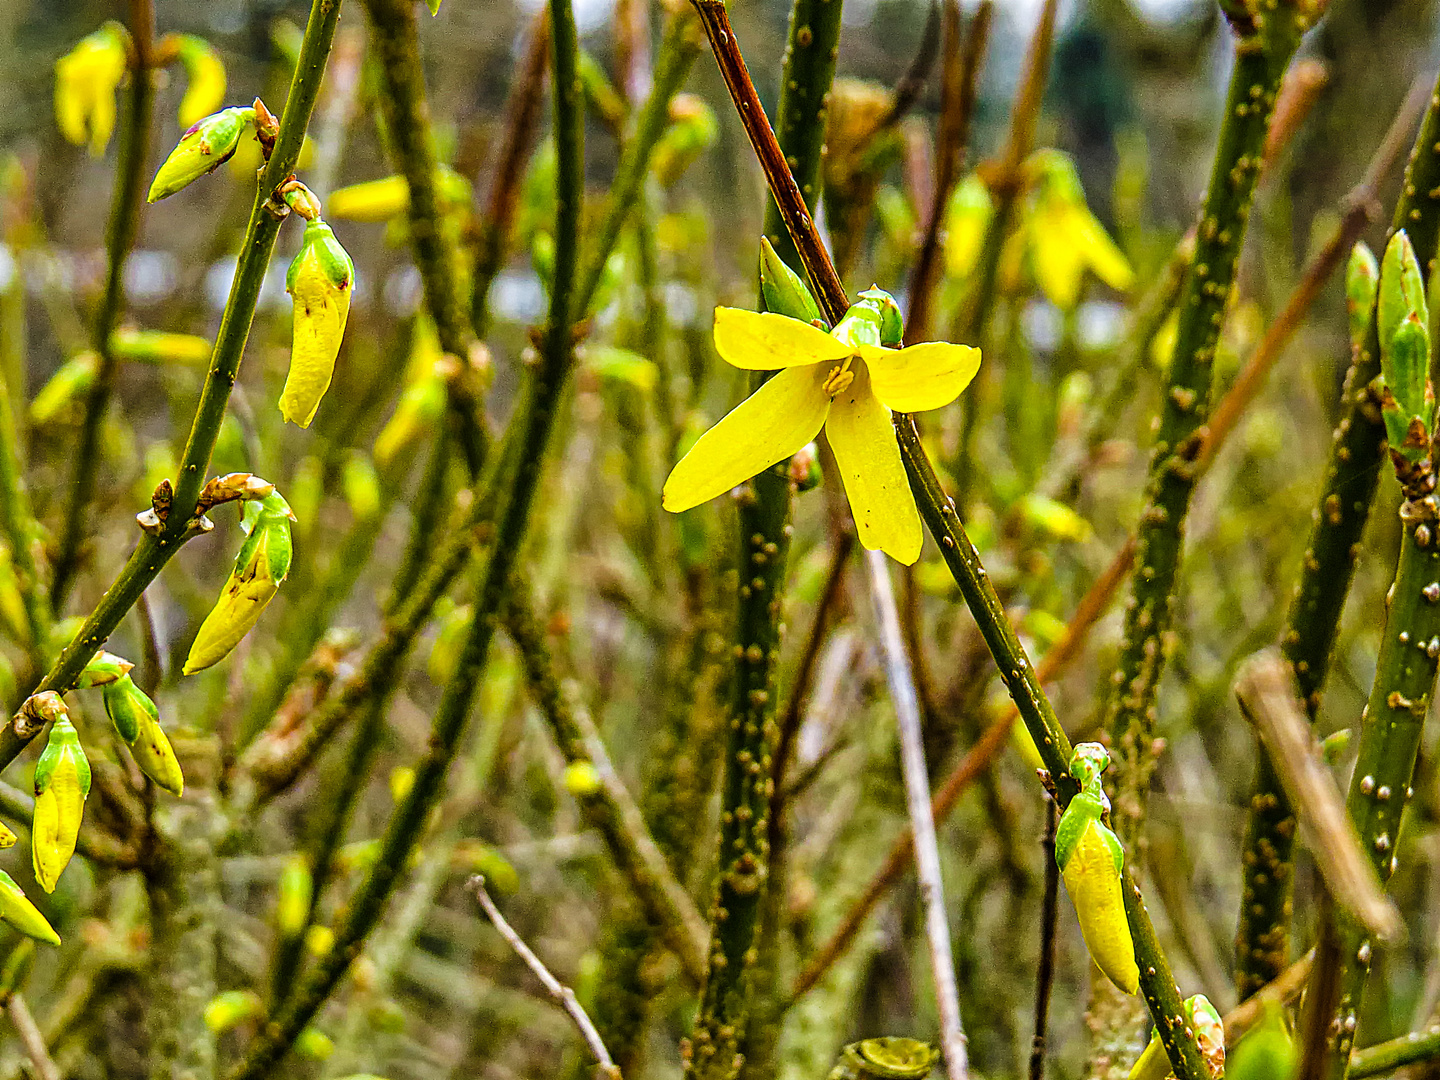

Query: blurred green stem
227;0;583;1068
51;0;156;612
2;0;343;773
682;1;840;1076
1349;1026;1440;1079
0;354;49;676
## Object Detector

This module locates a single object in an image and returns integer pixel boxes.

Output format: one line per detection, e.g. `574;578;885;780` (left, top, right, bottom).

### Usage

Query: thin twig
878;0;943;130
904;0;992;346
865;548;969;1080
6;993;60;1080
1029;797;1059;1080
471;876;622;1080
1235;651;1403;943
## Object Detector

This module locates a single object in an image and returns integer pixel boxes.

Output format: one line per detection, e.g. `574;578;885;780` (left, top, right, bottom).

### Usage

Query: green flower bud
112;679;183;796
32;713;90;893
147;106;253;203
281;220;355;428
858;287;905;347
276;854;312;937
296;1028;335;1061
184;491;294;674
1346;241;1379;349
1379;230;1429;364
760;236;823;325
1379;316;1434;463
203;989;264;1033
0;871;59;946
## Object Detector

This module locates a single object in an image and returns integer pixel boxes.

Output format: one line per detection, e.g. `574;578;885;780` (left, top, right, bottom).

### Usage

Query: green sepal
1379;230;1428;364
34;716;90;801
101;674;158;745
760;236;823;325
1379;315;1435;461
857;287;904;346
77;650;133;688
1055;742;1119;873
286;220;355;295
239;491;295;583
1346;241;1379;349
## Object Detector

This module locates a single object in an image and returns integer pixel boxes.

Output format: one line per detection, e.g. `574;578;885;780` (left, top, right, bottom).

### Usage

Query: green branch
1103;6;1306;844
51;0;157;612
1235;70;1440;1000
682;1;841;1076
226;0;585;1069
2;0;345;772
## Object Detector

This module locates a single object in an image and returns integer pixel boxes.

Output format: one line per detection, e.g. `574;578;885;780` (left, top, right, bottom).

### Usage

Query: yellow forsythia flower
0;871;59;945
281;219;355;428
173;35;227;129
944;173;994;281
1024;150;1133;310
325;168;472;223
184;491;295;673
1055;743;1139;995
55;24;128;157
374;319;447;468
32;713;91;893
663;287;979;565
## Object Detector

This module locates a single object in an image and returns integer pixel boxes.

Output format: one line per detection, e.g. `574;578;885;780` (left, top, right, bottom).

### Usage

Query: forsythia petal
824;364;922;565
31;718;90;894
861;342;980;413
1061;820;1139;995
0;871;60;945
662;364;831;513
281;220;355;428
712;307;850;371
129;707;184;796
174;36;227;129
54;25;127;157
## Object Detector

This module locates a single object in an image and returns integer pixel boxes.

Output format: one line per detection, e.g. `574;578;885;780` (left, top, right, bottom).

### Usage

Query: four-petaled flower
662;289;979;565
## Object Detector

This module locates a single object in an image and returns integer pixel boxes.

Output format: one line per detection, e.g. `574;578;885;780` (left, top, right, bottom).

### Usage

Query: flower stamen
822;356;859;398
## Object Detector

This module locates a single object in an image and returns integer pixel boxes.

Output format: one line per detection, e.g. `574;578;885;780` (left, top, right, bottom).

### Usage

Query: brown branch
1028;797;1059;1080
905;0;992;346
471;877;622;1079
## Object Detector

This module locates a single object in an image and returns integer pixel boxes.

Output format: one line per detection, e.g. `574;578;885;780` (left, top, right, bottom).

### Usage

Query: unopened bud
0;871;59;945
1346;241;1379;349
32;713;90;893
203;989;263;1033
760;236;822;325
281;219;354;428
148;106;253;203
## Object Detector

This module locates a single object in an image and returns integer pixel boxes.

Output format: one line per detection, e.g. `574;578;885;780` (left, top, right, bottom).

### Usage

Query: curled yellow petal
1071;210;1134;294
55;27;127;157
1061;820;1140;995
825;364;922;565
662;364;830;513
712;308;850;371
861;342;980;414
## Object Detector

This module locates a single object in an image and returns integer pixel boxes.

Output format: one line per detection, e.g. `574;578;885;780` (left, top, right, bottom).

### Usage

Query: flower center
822;356;859;398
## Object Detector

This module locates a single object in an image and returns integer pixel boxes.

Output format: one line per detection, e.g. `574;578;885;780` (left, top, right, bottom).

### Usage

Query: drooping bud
32;712;91;893
183;490;294;673
101;675;183;795
296;1028;335;1061
281;219;355;428
343;453;382;522
147;106;253;203
172;35;227;129
0;871;60;945
325;168;472;223
54;24;128;157
1346;241;1379;350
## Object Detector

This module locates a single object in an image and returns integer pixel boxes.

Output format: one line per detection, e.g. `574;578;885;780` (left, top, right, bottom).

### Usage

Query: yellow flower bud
296;1027;335;1061
30;351;99;425
389;766;415;803
0;871;59;945
203;989;264;1033
563;761;602;797
183;492;294;674
126;697;184;797
326;168;471;223
343;453;382;522
148;106;253;203
173;36;227;129
281;220;355;428
110;328;212;366
31;715;90;893
0;821;16;849
55;25;128;157
276;854;313;937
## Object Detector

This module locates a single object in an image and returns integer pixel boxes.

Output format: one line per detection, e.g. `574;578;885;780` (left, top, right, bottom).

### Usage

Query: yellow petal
1061;821;1140;995
861;342;980;414
1073;210;1134;293
31;781;82;894
713;308;850;371
130;712;184;796
825;365;922;565
663;365;830;513
178;49;227;129
183;574;279;674
281;269;351;428
1030;209;1087;310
